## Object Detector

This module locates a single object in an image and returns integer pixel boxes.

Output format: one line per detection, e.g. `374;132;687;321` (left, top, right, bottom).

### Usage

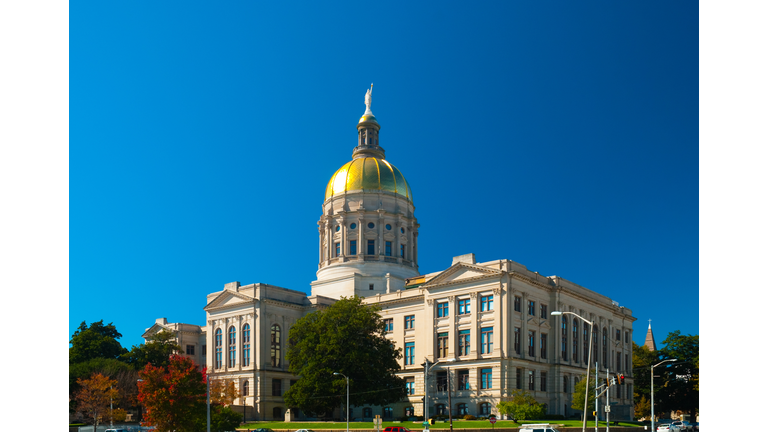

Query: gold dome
325;157;413;202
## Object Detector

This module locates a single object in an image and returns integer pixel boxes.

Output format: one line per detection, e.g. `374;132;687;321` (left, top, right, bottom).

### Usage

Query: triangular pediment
204;289;256;311
141;323;167;339
422;263;503;289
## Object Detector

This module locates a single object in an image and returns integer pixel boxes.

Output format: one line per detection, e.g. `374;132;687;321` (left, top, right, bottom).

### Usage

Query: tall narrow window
458;329;470;356
367;239;375;255
481;368;492;389
404;315;415;329
528;370;535;391
349;240;357;256
458;298;470;315
563;376;569;393
405;342;415;365
583;325;589;364
335;242;340;257
242;323;251;367
272;379;281;396
243;380;249;396
384;319;393;332
516;368;522;389
385;241;392;256
228;326;236;367
617;352;622;371
528;300;536;316
514;327;521;354
480;327;493;354
561;316;568;360
540;371;547;391
405;377;415;395
215;328;222;369
528;331;536;357
400;244;405;258
480;295;493;311
514;296;521;312
602;327;608;367
573;318;579;363
540;304;548;318
540;333;547;359
436;371;448;392
437;332;448;358
271;324;281;367
457;369;469;390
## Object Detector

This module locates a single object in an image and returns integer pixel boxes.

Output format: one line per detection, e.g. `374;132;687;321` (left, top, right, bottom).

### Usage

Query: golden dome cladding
325;157;413;202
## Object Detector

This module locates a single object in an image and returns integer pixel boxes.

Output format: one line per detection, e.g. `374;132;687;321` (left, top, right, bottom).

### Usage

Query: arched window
572;318;579;362
228;326;237;367
383;407;393;419
215;328;222;369
435;404;446;415
457;403;468;415
479;402;491;415
271;324;281;367
363;407;372;418
243;380;249;396
242;324;251;367
561;316;568;360
583;325;589;364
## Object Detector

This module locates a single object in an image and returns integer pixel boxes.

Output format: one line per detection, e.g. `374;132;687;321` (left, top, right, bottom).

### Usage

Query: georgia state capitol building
143;86;637;422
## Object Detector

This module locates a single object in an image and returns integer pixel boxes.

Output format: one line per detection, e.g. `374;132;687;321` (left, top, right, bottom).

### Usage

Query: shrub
463;415;477;420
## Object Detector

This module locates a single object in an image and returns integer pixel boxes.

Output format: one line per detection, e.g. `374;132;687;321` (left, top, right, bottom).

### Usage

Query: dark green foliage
122;330;182;369
283;296;406;415
571;374;597;413
69;320;129;364
208;404;243;432
496;389;545;420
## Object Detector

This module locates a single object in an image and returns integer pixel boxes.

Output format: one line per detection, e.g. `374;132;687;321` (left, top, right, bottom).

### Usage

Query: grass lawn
239;420;644;429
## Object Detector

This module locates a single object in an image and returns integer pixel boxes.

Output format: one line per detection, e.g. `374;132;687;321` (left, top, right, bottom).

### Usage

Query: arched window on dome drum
573;318;579;363
271;324;281;367
215;328;222;369
243;379;249;396
242;324;250;367
228;326;237;368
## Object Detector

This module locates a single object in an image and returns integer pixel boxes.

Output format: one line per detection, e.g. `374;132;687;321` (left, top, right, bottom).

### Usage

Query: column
493;287;502;356
340;216;346;258
469;292;479;359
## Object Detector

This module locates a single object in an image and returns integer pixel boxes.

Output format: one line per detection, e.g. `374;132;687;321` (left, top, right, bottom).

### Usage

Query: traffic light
430;419;435;425
618;374;625;385
605;378;610;387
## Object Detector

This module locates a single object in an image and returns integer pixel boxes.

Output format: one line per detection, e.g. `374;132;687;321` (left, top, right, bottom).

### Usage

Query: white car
657;424;681;432
519;424;561;432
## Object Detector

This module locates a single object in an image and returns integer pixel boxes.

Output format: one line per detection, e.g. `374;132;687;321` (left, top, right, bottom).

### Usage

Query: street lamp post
552;311;594;432
423;359;442;430
651;359;677;432
334;372;349;432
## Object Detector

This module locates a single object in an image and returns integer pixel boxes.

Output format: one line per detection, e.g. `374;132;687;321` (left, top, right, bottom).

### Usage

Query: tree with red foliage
75;373;119;427
138;354;207;432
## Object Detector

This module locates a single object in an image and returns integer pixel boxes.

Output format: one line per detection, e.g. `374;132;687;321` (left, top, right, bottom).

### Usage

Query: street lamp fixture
552;311;593;432
333;372;349;432
651;358;677;432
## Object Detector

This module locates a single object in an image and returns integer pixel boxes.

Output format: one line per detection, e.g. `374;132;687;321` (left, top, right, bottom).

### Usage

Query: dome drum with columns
312;85;420;299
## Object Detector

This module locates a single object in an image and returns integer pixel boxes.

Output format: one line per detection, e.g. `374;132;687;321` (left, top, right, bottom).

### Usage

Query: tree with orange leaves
75;373;119;427
138;354;207;432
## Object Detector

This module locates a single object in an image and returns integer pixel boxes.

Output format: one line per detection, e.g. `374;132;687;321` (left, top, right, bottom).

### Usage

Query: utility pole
594;362;598;432
606;369;610;432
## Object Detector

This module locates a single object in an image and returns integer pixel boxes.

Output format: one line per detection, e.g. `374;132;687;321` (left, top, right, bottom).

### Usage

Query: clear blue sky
69;1;698;351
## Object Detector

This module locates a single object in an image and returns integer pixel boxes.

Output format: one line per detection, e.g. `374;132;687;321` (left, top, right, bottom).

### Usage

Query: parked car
518;424;561;432
252;428;274;432
674;420;693;431
657;424;681;432
295;429;315;432
383;428;411;432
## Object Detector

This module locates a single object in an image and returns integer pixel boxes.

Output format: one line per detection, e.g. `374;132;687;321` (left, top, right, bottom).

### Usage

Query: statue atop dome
364;83;373;115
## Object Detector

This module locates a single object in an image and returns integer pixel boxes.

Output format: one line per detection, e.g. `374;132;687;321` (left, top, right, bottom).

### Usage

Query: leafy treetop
70;320;129;364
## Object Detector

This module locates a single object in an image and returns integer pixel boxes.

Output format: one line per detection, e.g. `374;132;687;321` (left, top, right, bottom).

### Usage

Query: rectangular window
349;240;357;256
405;315;415;329
626;354;629;371
516;368;522;389
437;332;448;358
405;377;415;395
481;368;493;389
540;333;547;359
617;352;622;371
405;342;415;365
540;304;547;318
367;239;375;255
202;345;207;359
458;329;470;356
563;376;569;393
335;242;340;257
528;331;536;357
625;331;629;343
186;345;195;355
384;319;393;332
437;302;449;317
272;379;282;396
480;327;493;354
458;298;471;315
369;283;374;290
528;370;535;391
480;295;494;311
528;300;536;316
385;241;392;256
457;369;470;390
616;329;621;341
400;244;405;258
436;371;448;392
514;296;521;312
540;371;547;392
514;327;521;354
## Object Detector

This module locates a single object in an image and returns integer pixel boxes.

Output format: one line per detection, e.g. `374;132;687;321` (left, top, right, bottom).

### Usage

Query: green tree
283;296;406;415
70;320;129;364
571;374;597;417
656;331;698;416
208;404;243;432
122;330;182;369
631;342;659;407
634;394;651;420
138;354;207;432
496;390;545;421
